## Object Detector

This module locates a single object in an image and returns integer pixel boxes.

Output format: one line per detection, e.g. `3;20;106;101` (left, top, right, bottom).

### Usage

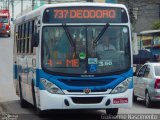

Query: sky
6;0;106;21
10;1;39;19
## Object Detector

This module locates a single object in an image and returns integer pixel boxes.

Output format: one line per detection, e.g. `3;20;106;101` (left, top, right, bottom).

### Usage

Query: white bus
13;2;133;116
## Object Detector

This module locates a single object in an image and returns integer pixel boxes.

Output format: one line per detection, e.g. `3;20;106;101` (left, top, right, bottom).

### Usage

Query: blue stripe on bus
13;64;18;79
36;68;133;90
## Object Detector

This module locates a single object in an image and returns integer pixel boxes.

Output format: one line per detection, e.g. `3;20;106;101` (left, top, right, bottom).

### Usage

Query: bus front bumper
39;89;133;110
0;30;10;36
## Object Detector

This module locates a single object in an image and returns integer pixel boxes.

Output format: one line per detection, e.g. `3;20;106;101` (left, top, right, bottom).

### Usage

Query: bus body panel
39;89;133;110
36;68;133;110
36;68;133;90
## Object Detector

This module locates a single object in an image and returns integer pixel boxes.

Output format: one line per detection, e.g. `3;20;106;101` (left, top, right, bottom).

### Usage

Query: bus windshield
42;25;130;76
0;17;8;23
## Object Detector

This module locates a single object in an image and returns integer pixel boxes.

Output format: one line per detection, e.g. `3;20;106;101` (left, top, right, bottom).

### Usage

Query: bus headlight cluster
40;78;64;94
111;77;132;94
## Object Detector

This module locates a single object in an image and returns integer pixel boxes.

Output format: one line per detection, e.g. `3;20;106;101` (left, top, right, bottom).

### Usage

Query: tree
152;20;160;30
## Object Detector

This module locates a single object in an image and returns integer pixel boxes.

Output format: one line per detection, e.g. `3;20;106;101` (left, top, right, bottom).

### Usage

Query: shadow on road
32;110;103;120
1;100;123;120
18;110;123;120
134;99;160;109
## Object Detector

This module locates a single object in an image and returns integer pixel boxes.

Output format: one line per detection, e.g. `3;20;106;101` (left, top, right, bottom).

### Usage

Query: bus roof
15;2;128;24
140;29;160;35
42;2;127;8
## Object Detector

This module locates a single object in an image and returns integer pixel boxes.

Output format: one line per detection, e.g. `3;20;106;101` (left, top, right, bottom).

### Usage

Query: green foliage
152;20;160;30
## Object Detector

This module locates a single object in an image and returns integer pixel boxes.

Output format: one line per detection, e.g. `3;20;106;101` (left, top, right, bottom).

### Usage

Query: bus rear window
43;6;128;23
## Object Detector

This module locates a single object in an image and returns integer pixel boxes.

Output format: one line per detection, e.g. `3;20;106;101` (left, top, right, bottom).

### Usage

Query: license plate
113;98;128;104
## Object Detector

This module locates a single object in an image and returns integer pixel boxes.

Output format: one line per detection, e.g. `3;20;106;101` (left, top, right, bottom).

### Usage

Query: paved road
0;33;18;103
0;29;160;120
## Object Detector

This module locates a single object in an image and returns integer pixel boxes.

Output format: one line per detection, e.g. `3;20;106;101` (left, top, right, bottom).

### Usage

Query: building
119;0;160;33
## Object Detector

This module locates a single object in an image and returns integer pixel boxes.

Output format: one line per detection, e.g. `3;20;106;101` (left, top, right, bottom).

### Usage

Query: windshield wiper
62;24;75;48
93;23;110;44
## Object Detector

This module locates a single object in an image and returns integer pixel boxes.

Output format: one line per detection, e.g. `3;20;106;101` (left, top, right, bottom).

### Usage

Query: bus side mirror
31;33;39;47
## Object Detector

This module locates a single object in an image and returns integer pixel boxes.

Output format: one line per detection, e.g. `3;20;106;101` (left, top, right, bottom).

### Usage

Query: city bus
13;2;133;116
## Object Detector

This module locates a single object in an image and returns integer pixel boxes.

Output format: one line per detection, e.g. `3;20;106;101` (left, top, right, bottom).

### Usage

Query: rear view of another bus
0;9;11;37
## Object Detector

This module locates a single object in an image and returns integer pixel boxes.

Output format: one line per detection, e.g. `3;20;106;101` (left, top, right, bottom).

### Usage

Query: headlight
40;78;64;94
111;77;132;94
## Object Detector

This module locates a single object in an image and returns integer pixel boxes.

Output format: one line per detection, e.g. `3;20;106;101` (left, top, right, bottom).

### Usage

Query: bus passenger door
20;54;28;100
27;54;36;104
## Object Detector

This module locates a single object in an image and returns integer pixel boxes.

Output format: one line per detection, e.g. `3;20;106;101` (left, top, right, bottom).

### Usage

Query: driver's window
137;65;147;77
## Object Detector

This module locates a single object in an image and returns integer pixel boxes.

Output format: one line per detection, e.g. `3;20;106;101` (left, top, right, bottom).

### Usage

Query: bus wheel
37;108;46;117
133;92;137;102
32;81;36;108
19;79;29;108
106;108;118;116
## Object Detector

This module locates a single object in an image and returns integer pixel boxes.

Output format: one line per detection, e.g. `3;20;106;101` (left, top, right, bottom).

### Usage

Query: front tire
32;81;36;108
31;81;46;117
36;108;47;117
106;108;118;116
133;92;137;102
145;92;152;108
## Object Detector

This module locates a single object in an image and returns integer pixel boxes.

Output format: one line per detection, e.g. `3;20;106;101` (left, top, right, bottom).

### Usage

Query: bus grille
67;89;107;93
71;97;103;104
2;24;5;30
58;78;115;87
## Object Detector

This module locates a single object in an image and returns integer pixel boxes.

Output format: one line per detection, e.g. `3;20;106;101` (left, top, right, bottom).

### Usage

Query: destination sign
53;9;116;19
43;7;128;23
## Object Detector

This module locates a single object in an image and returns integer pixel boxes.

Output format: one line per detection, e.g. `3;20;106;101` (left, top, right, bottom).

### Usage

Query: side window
25;23;28;53
15;25;18;54
23;23;26;53
144;66;151;78
17;25;20;53
20;25;23;53
137;65;146;77
31;20;35;53
26;22;30;53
